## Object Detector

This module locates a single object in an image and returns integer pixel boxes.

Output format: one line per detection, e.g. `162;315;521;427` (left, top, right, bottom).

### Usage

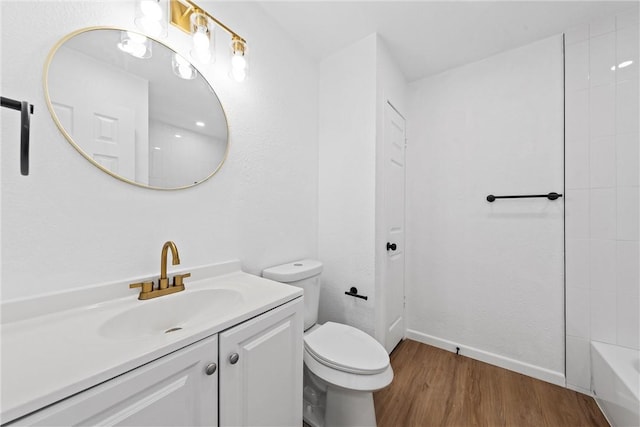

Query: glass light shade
229;38;248;82
172;53;196;80
134;0;167;38
117;31;152;59
190;12;214;64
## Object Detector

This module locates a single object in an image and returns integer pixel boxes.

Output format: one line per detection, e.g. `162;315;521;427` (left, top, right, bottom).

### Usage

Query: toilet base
325;386;377;427
303;365;377;427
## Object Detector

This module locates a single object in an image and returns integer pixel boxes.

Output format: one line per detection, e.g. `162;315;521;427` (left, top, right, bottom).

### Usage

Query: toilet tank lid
262;259;323;282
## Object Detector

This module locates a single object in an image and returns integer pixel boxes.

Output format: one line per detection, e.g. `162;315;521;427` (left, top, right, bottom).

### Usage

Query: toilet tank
262;259;322;331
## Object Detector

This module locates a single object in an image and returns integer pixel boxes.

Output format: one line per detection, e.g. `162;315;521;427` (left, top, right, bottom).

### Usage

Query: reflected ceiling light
172;53;196;80
195;121;205;127
611;60;634;71
175;134;182;138
135;0;167;37
169;0;248;81
117;31;152;59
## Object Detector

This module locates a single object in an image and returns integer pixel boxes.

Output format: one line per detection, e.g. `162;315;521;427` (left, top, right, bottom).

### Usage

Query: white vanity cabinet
10;335;219;426
7;297;303;427
220;297;304;427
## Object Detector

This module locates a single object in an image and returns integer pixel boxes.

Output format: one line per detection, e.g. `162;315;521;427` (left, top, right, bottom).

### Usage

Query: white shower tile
617;186;640;240
590;84;616;138
565;41;589;91
566;336;591;390
617;294;640;349
617;133;640;186
616;80;640;135
567;286;590;338
590;239;617;292
590;188;616;239
617;240;640;296
616;24;639;82
590;33;616;87
616;7;640;30
566;189;590;239
590;136;616;188
566;90;589;189
590;15;616;37
591;290;617;344
567;238;590;289
565;24;589;45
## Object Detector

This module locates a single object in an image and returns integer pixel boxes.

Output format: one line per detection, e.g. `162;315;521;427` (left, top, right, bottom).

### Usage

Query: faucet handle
129;281;154;294
173;273;191;287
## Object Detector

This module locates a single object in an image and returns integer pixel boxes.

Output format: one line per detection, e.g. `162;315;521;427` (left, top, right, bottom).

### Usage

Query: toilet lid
304;322;389;375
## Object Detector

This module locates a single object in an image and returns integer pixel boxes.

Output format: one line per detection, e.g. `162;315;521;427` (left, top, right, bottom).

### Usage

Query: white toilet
262;260;393;427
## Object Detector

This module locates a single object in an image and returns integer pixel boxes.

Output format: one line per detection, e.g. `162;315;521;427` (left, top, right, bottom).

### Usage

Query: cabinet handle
229;353;239;365
205;363;217;375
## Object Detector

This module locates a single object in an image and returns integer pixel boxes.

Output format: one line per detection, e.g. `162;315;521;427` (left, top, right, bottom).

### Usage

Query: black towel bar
486;192;562;202
1;96;34;176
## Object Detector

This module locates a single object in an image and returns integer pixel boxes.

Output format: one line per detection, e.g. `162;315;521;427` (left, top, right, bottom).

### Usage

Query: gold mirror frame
43;26;230;190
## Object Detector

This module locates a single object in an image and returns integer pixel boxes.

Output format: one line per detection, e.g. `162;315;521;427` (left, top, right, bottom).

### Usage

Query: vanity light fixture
172;53;196;79
135;0;167;37
230;36;248;82
190;11;214;64
117;31;152;58
169;0;248;81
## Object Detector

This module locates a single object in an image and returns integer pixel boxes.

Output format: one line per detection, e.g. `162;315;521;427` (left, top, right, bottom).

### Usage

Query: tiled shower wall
565;7;639;393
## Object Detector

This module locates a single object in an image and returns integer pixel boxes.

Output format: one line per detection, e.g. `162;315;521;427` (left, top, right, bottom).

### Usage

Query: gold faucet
129;241;190;300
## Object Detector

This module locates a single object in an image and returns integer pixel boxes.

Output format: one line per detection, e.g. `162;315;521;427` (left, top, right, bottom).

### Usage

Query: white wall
0;1;318;301
148;119;225;188
564;7;639;393
318;34;377;336
406;35;565;384
317;33;407;339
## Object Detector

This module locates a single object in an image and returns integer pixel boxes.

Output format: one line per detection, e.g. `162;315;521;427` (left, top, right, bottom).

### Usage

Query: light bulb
140;0;162;20
117;32;151;58
231;54;247;70
172;53;196;80
192;30;210;51
139;17;162;37
127;32;147;44
231;67;246;82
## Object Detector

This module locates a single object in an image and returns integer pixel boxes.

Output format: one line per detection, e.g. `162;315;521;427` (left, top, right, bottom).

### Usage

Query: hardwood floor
374;340;609;427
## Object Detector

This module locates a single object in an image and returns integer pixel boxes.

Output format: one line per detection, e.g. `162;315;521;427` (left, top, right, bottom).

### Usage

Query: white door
52;96;136;181
16;335;218;426
383;102;406;354
219;298;303;427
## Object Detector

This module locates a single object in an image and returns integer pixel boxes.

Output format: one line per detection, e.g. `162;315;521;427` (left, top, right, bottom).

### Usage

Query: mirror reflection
45;27;228;189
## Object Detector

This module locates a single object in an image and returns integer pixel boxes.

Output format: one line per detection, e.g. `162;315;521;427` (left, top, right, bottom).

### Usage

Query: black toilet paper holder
345;287;368;300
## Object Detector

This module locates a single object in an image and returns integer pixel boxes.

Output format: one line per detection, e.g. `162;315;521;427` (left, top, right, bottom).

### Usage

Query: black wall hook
2;96;34;176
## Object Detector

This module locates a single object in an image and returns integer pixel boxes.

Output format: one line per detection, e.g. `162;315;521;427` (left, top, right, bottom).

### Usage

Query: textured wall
318;34;377;336
0;1;318;300
406;35;565;384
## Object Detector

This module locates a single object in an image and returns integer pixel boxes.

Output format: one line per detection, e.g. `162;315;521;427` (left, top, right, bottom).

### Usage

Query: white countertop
0;261;302;424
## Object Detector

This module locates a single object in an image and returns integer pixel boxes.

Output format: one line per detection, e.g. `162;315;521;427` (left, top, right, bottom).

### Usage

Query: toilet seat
304;322;389;375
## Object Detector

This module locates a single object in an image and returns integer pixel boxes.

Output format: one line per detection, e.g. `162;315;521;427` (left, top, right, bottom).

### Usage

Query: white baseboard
405;329;566;387
566;382;593;396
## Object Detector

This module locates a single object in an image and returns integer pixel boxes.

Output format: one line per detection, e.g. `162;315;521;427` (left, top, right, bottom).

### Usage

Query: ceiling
257;1;638;82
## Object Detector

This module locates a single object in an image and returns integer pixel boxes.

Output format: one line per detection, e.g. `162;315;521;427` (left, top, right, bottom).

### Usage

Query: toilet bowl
262;260;393;427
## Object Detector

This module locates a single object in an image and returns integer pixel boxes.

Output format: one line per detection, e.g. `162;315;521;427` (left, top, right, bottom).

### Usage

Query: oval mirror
44;27;229;189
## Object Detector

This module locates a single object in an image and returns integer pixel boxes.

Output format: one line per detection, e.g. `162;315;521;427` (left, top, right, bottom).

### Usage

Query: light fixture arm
170;0;246;44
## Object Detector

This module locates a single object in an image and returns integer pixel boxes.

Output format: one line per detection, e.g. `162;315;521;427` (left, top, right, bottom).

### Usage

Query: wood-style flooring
373;340;609;427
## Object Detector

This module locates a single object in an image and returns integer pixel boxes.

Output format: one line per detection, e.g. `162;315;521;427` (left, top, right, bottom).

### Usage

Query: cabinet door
12;336;218;427
219;298;303;427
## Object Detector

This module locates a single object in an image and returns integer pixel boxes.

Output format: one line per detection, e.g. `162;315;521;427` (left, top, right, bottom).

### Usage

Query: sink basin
99;289;243;340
